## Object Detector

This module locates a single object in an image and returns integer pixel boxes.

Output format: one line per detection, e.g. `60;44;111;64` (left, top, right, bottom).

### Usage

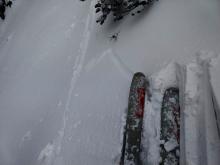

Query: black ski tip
134;72;145;77
134;72;145;76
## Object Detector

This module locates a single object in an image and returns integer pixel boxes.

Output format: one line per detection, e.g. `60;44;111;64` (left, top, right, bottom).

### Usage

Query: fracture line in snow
37;1;95;164
84;48;133;80
111;49;134;79
84;48;110;72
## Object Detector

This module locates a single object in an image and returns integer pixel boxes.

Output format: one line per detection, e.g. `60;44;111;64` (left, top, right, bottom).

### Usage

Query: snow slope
0;0;220;165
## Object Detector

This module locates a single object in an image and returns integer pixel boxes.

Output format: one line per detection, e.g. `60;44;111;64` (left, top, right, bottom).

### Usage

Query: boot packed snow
121;73;180;165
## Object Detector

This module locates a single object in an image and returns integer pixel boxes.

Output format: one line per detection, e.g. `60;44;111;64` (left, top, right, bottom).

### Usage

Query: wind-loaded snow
0;0;220;165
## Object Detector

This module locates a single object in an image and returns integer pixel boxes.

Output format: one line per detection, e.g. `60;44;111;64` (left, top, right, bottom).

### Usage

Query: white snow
0;0;220;165
164;139;179;152
183;53;220;165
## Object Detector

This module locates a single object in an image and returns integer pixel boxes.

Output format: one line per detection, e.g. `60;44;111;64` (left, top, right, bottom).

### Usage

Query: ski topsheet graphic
160;88;180;165
120;72;147;165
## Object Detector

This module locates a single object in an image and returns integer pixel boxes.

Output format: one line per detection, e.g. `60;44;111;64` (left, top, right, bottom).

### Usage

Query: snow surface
183;54;220;165
0;0;220;165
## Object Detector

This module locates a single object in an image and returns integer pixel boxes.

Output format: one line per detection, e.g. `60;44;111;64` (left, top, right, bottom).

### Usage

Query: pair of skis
120;73;180;165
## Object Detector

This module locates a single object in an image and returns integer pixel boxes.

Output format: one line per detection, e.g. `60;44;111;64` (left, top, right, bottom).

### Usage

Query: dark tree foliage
93;0;155;25
0;0;12;20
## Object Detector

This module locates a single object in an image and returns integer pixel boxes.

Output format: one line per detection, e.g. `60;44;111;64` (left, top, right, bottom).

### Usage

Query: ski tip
134;72;145;77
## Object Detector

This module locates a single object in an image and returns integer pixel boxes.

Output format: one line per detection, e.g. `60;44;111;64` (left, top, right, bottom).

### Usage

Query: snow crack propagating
37;1;95;164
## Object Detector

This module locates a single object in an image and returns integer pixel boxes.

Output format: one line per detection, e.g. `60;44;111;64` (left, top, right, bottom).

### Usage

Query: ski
160;88;180;165
120;72;147;165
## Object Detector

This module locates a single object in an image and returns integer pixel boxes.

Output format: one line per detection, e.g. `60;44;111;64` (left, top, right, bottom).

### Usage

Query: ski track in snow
37;1;95;164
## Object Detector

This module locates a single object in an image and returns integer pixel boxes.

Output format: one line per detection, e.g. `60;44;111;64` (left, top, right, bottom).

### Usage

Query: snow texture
183;53;220;165
142;62;182;165
142;53;220;165
0;0;220;165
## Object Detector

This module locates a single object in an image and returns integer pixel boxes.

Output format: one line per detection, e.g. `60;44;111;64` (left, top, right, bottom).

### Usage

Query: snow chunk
164;139;178;152
153;63;179;88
